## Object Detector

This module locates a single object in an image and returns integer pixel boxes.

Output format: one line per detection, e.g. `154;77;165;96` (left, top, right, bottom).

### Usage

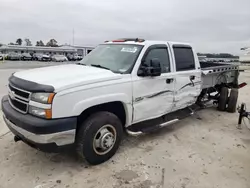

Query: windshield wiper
90;64;111;71
76;63;113;72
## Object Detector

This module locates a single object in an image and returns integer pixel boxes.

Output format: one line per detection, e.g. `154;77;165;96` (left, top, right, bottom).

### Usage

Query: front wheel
75;112;123;165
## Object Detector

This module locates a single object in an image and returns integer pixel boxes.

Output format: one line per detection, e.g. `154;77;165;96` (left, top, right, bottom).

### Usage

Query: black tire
75;111;123;165
218;87;229;111
227;88;239;113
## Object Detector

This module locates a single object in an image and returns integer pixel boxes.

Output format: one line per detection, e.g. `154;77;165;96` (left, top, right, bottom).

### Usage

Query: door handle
190;75;195;80
166;78;174;84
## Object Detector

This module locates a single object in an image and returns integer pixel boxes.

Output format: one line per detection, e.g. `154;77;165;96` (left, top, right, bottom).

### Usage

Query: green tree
46;39;58;47
16;38;22;45
24;38;32;46
36;40;45;46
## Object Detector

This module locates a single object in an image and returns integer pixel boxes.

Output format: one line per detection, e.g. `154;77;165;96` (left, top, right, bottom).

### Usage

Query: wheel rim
93;124;117;155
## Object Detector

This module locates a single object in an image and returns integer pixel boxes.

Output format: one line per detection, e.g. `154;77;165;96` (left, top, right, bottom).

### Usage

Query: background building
70;45;95;56
0;44;94;56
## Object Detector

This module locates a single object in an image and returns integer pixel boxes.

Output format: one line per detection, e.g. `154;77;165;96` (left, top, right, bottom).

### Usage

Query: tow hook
14;135;21;142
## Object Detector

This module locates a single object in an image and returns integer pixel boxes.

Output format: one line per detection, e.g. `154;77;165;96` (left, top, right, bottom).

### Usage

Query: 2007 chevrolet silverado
1;38;246;165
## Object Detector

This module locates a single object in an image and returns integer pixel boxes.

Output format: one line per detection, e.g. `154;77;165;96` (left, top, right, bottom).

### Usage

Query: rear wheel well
77;101;126;131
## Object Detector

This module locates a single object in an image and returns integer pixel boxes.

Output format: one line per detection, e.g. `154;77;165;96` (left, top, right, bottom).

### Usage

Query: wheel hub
93;124;117;155
100;132;114;149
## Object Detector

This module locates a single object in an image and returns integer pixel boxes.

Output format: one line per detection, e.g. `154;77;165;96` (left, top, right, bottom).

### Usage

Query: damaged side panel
202;70;239;89
172;71;202;111
132;74;175;123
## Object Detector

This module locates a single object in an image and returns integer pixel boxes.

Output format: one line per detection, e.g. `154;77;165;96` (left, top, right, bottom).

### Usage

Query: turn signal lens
45;109;52;119
47;93;55;104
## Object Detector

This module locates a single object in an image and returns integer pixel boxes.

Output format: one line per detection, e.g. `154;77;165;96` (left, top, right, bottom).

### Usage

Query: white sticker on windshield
119;69;127;73
121;47;138;53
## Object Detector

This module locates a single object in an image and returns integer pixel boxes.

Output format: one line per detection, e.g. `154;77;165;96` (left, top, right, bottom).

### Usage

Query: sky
0;0;250;55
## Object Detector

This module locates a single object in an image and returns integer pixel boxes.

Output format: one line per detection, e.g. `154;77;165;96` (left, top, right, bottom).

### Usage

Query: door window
143;48;170;73
173;47;195;71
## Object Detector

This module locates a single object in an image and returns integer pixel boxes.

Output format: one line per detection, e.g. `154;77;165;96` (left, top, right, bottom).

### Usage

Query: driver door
132;44;175;123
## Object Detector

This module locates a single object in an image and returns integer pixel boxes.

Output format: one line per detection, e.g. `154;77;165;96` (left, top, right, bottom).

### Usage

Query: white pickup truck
1;38;245;165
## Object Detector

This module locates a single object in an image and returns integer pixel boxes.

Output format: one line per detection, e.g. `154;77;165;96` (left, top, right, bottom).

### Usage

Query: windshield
79;44;143;73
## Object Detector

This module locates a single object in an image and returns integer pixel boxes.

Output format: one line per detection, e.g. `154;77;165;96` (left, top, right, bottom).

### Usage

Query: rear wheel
218;87;229;111
227;88;239;113
75;112;123;165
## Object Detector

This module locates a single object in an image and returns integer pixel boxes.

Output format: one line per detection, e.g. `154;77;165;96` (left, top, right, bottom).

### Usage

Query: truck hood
13;64;122;91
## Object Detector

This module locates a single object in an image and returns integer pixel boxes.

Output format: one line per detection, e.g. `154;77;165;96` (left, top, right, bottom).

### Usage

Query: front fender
73;93;133;126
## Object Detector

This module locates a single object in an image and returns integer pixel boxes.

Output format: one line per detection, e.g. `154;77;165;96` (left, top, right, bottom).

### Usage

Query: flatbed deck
201;62;239;89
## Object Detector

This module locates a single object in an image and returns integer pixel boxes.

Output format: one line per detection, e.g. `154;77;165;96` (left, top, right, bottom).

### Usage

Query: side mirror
149;58;161;76
138;58;162;77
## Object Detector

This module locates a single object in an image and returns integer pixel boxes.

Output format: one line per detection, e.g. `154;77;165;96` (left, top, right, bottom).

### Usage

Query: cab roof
104;38;191;47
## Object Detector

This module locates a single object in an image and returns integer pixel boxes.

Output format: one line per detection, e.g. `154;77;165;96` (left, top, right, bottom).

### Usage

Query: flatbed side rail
201;65;239;75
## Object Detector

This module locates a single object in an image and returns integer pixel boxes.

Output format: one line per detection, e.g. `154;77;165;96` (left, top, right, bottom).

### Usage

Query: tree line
8;38;59;47
197;53;239;59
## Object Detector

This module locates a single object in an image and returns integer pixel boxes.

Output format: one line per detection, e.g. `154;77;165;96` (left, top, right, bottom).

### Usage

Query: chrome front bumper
3;114;76;146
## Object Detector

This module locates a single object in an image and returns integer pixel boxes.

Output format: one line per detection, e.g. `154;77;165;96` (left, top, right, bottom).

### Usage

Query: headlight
29;106;52;119
31;93;55;104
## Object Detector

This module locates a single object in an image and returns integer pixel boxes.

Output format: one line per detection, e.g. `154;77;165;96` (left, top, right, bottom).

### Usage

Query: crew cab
1;38;245;165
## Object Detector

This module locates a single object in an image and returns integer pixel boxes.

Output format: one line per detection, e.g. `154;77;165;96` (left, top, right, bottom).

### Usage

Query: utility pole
72;28;75;46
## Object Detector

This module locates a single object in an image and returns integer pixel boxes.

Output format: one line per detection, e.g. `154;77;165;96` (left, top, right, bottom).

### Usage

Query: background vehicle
0;53;8;60
37;54;51;61
21;53;32;61
67;54;76;61
1;38;245;165
7;52;21;60
67;54;83;61
76;55;83;61
51;54;68;62
32;53;42;61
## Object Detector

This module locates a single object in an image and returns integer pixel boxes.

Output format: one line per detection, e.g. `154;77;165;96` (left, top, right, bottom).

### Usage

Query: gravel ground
0;62;250;188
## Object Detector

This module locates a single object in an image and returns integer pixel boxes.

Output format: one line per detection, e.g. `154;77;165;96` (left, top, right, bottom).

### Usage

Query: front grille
9;97;28;112
9;84;30;99
8;84;31;113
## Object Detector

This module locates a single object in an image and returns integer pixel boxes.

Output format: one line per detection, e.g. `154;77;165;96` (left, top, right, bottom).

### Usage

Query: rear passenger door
171;45;202;111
